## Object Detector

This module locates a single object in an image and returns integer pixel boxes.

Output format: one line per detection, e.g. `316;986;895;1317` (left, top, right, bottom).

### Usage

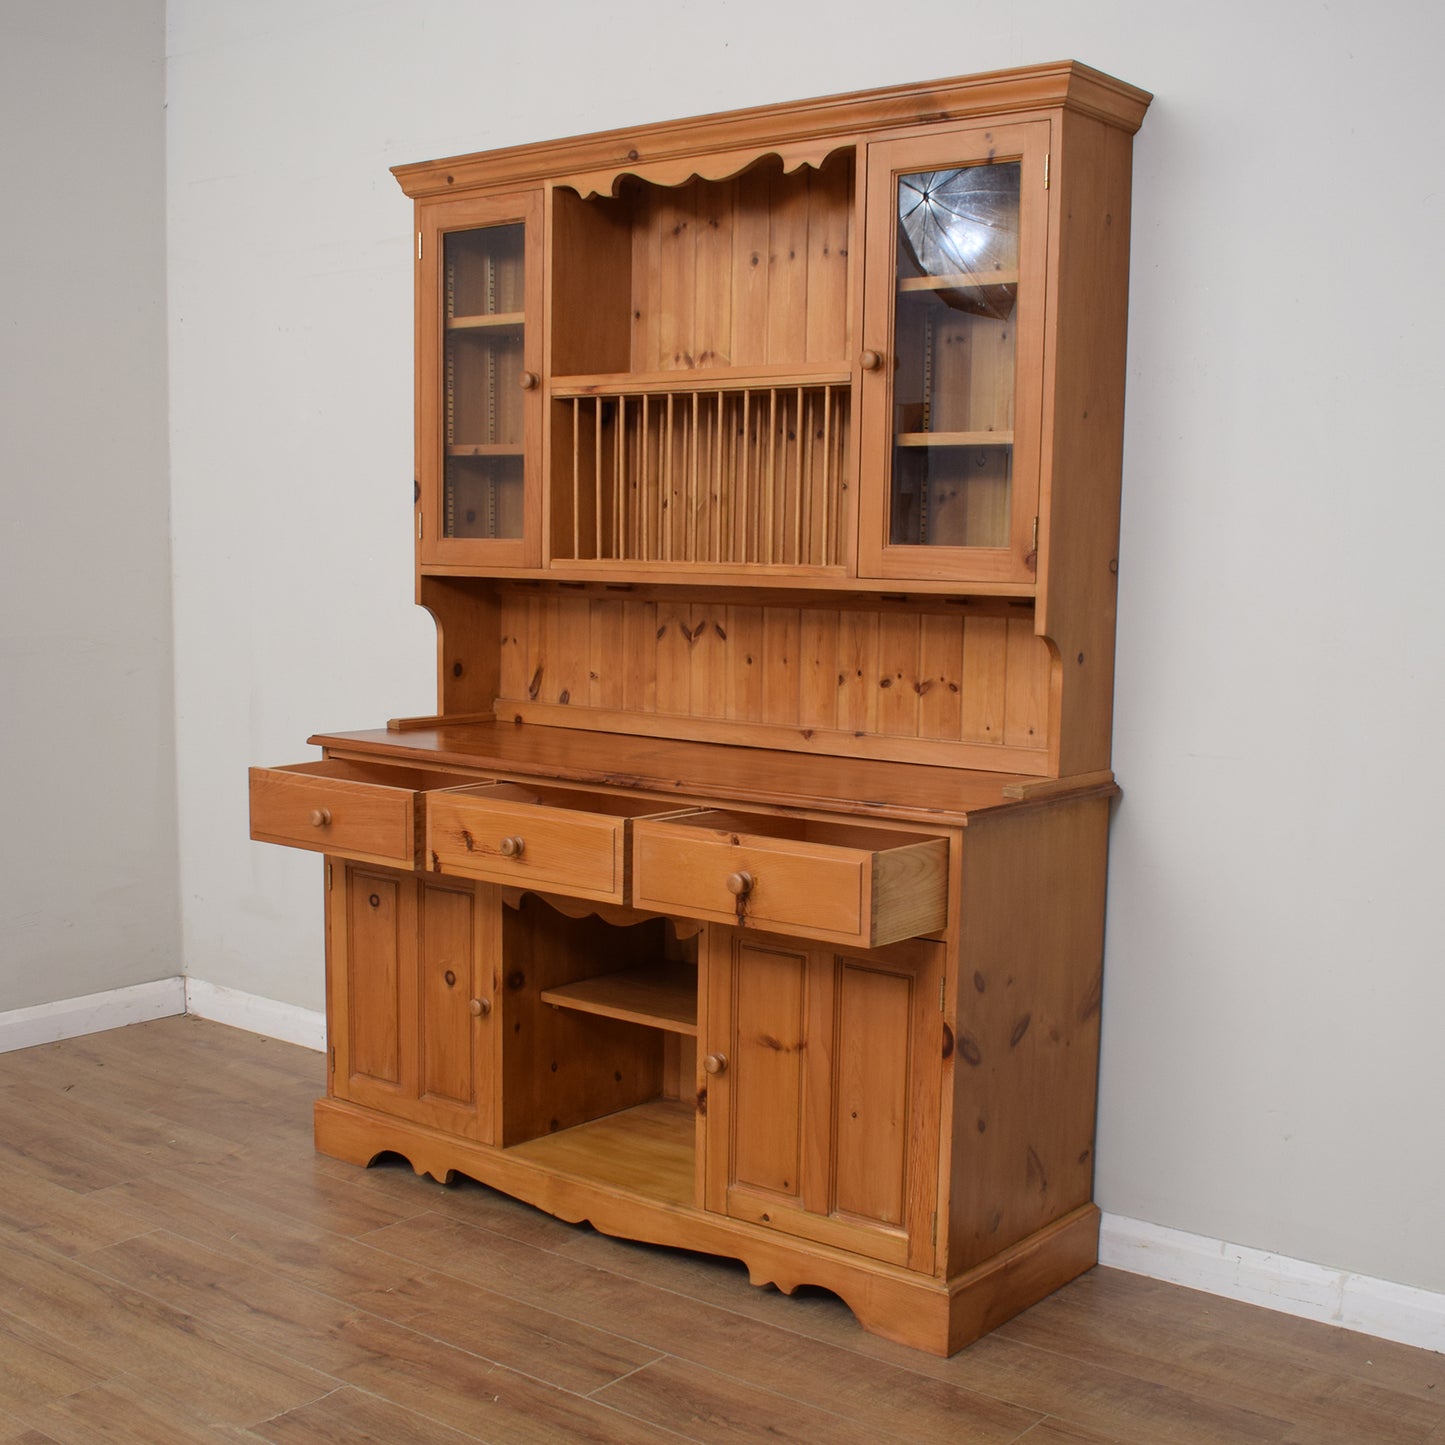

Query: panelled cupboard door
328;862;496;1143
702;927;941;1272
417;189;544;570
858;122;1050;585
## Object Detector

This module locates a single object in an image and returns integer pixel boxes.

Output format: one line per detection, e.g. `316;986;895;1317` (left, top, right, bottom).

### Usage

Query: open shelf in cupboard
540;963;698;1035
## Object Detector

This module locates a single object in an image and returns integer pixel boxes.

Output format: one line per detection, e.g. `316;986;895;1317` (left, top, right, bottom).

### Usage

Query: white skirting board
0;977;186;1053
0;976;325;1055
1100;1214;1445;1357
1;980;1439;1356
182;978;326;1051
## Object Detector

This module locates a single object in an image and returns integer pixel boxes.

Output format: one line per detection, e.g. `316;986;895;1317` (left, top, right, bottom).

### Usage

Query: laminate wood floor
0;1017;1439;1443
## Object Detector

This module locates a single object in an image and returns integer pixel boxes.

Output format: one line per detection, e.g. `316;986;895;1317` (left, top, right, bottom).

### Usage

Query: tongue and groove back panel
492;587;1053;773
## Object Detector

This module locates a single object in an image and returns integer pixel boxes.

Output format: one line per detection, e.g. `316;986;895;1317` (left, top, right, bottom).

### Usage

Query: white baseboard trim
1100;1214;1445;1356
182;978;326;1052
0;977;187;1054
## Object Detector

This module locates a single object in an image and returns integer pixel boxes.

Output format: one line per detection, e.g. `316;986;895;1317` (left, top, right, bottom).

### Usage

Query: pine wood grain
1;1018;1439;1444
307;717;1066;824
491;587;1053;765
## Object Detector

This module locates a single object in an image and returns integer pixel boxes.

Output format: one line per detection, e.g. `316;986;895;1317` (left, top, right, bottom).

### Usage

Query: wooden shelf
551;361;851;398
447;312;525;331
540;964;697;1035
898;271;1018;293
896;430;1014;448
447;443;524;457
506;1097;695;1206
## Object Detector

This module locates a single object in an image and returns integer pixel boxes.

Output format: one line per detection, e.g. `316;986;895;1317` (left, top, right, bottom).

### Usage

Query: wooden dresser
250;61;1150;1354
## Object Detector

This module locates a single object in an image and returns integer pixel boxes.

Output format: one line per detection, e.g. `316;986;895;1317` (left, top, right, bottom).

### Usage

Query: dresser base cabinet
301;784;1112;1355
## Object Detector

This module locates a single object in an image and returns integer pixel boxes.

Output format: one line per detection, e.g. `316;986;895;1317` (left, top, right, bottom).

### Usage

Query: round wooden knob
860;349;883;371
703;1052;728;1076
499;836;525;858
519;370;539;390
310;808;331;827
469;997;492;1017
725;870;752;897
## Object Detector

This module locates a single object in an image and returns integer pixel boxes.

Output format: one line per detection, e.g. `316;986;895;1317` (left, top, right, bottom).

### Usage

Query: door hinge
931;1210;938;1245
417;231;423;261
1044;153;1050;190
328;1044;335;1072
940;974;946;1011
1032;515;1040;553
417;511;423;541
326;861;333;890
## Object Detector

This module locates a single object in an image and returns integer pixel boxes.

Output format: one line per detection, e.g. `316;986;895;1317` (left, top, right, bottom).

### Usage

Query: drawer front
249;766;417;865
427;792;627;902
631;817;948;948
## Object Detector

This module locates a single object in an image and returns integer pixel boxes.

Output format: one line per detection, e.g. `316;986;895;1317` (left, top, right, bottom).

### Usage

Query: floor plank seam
369;1202;924;1374
58;1211;706;1437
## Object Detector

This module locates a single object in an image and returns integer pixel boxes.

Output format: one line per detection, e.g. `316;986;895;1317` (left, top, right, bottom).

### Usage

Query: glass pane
443;223;525;540
445;455;524;540
889;162;1019;548
889;444;1011;548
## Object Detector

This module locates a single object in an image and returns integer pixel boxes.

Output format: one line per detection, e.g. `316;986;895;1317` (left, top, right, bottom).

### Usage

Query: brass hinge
326;861;332;890
417;512;423;540
1032;515;1040;553
417;231;423;261
1044;153;1050;190
329;1045;335;1072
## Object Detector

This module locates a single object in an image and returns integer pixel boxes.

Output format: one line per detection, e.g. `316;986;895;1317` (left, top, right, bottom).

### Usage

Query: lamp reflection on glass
897;164;1020;319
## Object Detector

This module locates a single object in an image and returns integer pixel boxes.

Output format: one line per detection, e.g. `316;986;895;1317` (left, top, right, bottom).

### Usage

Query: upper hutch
250;62;1150;1355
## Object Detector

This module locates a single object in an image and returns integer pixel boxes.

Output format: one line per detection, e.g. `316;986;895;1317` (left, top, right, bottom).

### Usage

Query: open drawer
249;760;481;867
630;811;948;948
427;783;690;905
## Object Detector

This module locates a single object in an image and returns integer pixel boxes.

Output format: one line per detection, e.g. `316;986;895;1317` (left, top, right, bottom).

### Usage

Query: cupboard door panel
418;883;471;1105
337;869;407;1105
729;940;809;1201
859;121;1050;584
833;958;912;1228
704;928;940;1271
327;865;494;1145
417;190;544;570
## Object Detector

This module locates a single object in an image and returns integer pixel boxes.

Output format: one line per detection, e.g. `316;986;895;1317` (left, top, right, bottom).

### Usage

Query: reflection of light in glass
898;165;1020;318
943;217;987;263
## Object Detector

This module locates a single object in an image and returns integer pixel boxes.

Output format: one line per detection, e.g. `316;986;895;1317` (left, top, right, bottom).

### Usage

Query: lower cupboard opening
506;1098;696;1208
499;890;699;1208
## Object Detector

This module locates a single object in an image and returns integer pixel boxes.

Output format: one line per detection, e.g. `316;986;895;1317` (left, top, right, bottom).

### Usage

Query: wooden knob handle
860;349;883;371
703;1052;728;1075
469;997;492;1017
725;870;752;897
499;835;525;858
310;808;332;827
519;370;539;390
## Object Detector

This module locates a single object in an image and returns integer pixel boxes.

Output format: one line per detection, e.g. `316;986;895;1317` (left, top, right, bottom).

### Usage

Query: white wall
167;0;1445;1303
0;0;177;1011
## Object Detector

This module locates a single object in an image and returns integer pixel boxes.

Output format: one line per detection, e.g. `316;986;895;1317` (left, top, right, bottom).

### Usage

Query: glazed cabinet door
327;862;496;1142
702;927;942;1271
417;190;544;569
858;122;1050;585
